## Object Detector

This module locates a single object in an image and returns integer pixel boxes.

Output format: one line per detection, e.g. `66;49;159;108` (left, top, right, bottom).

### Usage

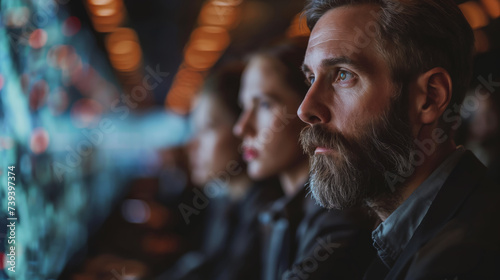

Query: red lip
314;147;335;155
243;147;259;161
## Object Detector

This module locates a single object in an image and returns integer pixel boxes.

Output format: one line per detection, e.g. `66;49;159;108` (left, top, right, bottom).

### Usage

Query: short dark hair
304;0;475;125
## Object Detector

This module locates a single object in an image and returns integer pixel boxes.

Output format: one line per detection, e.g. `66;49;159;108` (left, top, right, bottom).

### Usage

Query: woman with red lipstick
158;63;282;280
233;37;377;280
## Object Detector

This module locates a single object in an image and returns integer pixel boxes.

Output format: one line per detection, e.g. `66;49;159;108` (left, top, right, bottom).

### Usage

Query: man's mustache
300;125;354;157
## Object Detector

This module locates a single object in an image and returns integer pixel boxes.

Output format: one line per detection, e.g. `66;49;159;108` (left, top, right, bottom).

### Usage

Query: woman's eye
336;70;354;83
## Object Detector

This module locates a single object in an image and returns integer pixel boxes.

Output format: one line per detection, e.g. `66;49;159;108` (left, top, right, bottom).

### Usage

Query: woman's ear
412;67;453;126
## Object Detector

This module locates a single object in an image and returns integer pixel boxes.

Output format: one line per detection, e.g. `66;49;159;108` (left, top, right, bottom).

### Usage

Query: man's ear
412;67;453;126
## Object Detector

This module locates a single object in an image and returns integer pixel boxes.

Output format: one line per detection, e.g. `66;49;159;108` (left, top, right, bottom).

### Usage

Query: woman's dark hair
201;61;245;121
250;36;310;98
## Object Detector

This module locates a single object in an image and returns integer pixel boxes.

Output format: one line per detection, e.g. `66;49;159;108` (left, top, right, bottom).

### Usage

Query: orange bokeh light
86;0;124;33
481;0;500;18
87;0;122;12
174;68;205;89
184;47;222;70
189;26;230;52
198;2;240;29
88;0;113;5
459;1;490;29
165;0;240;113
106;28;139;47
89;13;124;33
212;0;243;6
166;88;195;115
106;28;143;72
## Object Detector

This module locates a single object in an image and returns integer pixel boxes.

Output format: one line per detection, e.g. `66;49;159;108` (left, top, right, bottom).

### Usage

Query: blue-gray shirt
372;146;466;267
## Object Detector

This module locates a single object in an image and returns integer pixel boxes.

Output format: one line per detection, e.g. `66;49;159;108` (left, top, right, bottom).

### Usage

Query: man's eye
306;76;315;86
336;70;354;82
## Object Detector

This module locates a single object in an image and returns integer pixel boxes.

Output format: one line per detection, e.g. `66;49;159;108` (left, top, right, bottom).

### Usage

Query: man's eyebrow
322;56;356;68
302;56;366;75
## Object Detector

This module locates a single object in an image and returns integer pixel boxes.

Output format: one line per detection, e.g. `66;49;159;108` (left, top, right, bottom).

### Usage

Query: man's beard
300;97;415;210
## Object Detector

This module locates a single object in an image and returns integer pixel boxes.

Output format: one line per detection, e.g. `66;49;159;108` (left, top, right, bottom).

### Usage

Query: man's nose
297;82;332;126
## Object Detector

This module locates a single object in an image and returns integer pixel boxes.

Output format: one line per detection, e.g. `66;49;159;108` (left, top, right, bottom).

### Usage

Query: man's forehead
304;34;364;68
308;29;354;48
305;5;381;68
308;4;379;45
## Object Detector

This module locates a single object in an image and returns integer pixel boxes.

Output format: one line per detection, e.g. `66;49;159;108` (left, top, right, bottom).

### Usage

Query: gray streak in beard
299;100;414;210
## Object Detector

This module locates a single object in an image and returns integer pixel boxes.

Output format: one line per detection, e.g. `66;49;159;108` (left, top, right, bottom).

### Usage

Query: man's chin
308;176;366;210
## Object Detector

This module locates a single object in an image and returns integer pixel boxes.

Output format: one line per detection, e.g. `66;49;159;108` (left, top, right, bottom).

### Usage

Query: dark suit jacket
261;185;377;280
364;150;500;280
157;179;283;280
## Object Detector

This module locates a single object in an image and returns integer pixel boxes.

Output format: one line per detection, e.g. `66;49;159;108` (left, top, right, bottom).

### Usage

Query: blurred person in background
464;86;500;183
233;37;377;280
157;62;283;280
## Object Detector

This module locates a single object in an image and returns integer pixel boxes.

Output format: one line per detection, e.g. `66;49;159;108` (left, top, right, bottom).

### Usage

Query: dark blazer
157;179;283;280
212;178;284;280
364;150;500;280
261;185;377;280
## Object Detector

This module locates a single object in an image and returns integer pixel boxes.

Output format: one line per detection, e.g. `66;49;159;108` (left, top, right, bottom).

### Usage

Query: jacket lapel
385;151;487;280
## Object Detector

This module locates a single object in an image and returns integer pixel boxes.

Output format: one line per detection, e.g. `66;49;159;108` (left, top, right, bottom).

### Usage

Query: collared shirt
372;146;467;268
259;184;308;280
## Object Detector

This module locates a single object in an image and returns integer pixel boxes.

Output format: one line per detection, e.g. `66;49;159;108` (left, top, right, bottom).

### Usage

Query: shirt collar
372;146;466;267
259;181;308;225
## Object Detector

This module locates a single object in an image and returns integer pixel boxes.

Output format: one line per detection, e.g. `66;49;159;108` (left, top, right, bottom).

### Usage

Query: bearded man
299;0;500;279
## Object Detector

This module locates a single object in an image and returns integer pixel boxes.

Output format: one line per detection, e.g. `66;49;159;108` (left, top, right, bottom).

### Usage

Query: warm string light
84;0;146;105
86;0;125;33
85;0;143;75
481;0;500;19
105;28;143;72
459;0;500;53
459;1;490;29
165;0;243;114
